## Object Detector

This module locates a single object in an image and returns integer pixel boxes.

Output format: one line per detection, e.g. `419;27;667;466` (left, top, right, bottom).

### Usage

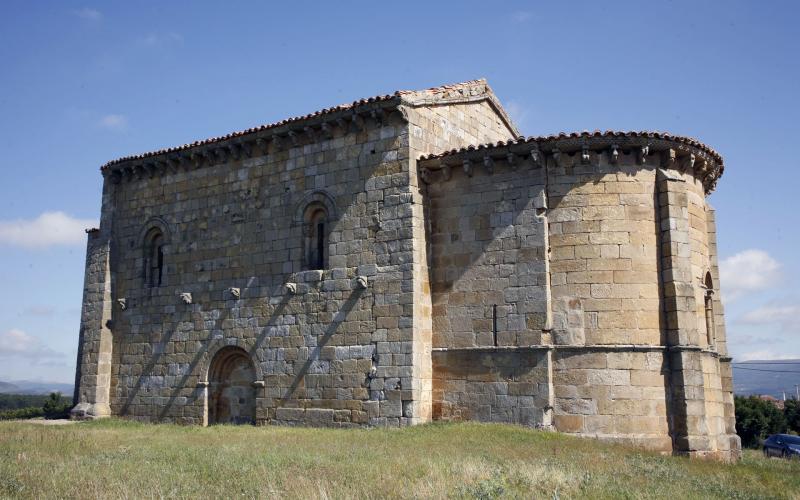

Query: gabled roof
100;79;518;171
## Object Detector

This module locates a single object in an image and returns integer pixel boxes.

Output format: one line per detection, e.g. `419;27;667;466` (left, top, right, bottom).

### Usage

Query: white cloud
736;349;800;362
139;32;184;47
504;100;529;129
0;329;63;359
741;304;800;331
99;114;128;130
0;211;98;249
75;8;102;21
23;306;56;318
719;249;780;301
512;11;533;23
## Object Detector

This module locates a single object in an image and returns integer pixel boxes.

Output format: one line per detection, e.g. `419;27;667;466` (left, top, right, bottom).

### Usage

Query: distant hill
0;381;20;393
733;360;800;399
0;380;73;396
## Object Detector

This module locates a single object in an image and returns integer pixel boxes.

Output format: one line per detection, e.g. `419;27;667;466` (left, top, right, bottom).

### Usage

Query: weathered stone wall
88;82;520;428
432;349;550;425
107;111;417;427
425;159;548;348
417;135;738;459
72;179;115;419
407;98;524;425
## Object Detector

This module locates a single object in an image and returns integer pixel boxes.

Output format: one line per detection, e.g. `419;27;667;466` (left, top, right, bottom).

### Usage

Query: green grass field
1;419;797;499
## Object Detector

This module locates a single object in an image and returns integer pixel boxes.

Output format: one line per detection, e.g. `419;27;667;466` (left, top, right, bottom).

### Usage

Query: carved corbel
370;108;386;127
609;144;620;164
696;157;708;175
143;162;157;178
683;153;696;172
256;137;269;155
350;113;365;132
506;152;517;170
154;160;168;175
320;122;333;139
272;135;284;151
175;154;190;171
179;292;193;305
551;148;562;168
441;164;452;181
581;145;591;164
227;143;241;161
132;164;145;180
463;158;473;177
109;170;122;184
238;140;253;158
662;148;676;168
529;148;542;169
483;154;494;175
419;168;432;184
190;152;203;169
284;282;297;295
304;126;317;142
166;156;180;173
287;130;299;147
227;287;241;300
204;150;216;166
335;117;348;134
637;145;650;165
117;298;127;310
356;276;368;289
215;147;228;164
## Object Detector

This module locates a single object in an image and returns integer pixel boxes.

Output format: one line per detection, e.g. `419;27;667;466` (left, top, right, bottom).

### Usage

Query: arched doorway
208;346;256;425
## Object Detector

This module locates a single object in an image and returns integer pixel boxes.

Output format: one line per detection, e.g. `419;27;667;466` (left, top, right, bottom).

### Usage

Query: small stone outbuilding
72;79;741;460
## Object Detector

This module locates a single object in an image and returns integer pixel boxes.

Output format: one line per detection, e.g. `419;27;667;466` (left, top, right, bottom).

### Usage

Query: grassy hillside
1;420;797;499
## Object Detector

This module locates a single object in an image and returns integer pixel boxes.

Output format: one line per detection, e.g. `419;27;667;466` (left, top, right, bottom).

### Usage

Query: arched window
304;204;328;270
144;228;165;287
295;190;337;272
704;272;715;349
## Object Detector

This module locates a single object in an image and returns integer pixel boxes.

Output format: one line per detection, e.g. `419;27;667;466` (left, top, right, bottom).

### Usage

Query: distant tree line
0;393;71;420
735;395;800;448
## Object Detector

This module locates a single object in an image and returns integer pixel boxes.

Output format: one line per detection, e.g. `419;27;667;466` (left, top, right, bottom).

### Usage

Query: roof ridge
100;79;493;170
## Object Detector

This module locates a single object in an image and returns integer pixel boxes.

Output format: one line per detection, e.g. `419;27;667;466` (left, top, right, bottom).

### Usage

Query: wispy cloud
512;11;533;23
0;329;64;359
740;304;800;331
99;114;128;130
22;306;57;318
75;8;102;21
719;249;781;301
736;349;800;362
139;32;184;47
504;100;529;128
0;211;98;248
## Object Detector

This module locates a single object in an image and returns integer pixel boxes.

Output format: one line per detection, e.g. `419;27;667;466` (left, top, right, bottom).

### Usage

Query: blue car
763;434;800;458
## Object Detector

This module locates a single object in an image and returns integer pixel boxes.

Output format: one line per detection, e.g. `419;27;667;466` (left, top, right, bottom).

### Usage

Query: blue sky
0;1;797;383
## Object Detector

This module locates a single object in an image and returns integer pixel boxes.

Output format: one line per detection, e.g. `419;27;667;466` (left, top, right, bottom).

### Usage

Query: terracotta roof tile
100;79;493;171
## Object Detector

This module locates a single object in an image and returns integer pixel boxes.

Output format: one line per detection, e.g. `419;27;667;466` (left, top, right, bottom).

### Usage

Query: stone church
72;79;740;459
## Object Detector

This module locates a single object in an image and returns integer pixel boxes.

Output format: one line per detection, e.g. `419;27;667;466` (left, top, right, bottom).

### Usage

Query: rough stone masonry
71;79;741;460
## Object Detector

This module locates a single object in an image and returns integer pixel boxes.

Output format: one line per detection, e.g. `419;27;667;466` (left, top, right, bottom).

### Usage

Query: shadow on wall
279;288;365;404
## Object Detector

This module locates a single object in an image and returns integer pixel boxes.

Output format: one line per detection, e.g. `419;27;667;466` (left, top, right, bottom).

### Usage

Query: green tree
42;392;70;419
735;396;787;448
784;399;800;434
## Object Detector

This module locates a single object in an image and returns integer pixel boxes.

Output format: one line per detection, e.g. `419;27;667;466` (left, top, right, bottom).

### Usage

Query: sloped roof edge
100;79;511;171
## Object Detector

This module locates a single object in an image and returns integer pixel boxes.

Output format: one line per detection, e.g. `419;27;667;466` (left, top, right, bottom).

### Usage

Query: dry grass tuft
0;419;797;499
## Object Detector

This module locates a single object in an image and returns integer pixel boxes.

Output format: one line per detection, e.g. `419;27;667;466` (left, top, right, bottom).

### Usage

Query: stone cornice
102;101;406;184
417;131;724;193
